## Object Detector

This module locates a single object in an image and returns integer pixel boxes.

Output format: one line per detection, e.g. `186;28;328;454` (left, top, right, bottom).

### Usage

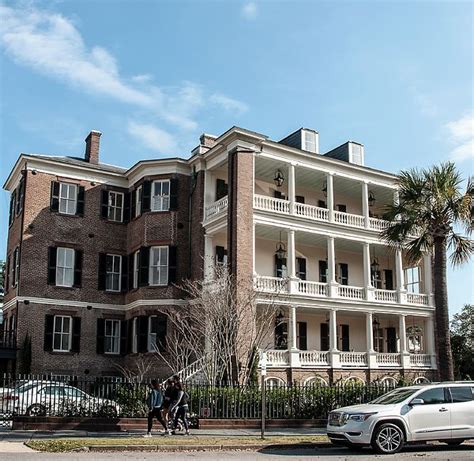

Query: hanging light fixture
275;310;284;326
371;256;379;273
275;230;287;259
372;316;380;328
322;181;327;197
273;169;285;187
368;190;376;207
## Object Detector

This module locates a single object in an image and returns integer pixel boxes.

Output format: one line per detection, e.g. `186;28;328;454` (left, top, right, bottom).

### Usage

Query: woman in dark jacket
169;381;190;435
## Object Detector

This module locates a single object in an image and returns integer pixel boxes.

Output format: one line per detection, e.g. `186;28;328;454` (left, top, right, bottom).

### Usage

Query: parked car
327;381;474;454
2;380;121;417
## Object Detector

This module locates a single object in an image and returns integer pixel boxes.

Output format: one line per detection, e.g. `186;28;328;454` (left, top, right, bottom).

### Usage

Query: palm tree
382;162;473;381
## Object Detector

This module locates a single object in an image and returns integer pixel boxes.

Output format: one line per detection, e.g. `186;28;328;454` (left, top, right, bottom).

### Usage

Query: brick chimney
199;133;217;149
85;130;102;164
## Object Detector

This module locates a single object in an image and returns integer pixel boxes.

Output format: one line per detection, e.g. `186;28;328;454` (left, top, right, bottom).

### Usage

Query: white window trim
133;250;139;289
151;179;170;212
104;319;121;355
13;247;19;287
53;315;72;352
56;247;75;287
106;254;122;292
135;185;142;218
149;246;169;286
108;191;124;223
405;266;420;294
59;182;78;215
132;317;138;353
147;315;158;352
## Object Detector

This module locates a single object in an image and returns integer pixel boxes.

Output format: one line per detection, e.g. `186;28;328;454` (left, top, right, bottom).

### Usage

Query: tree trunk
433;237;454;381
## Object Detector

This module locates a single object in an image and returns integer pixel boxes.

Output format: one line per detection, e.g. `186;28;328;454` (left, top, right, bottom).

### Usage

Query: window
104;319;121;354
135;185;142;217
107;191;124;222
297;322;307;350
59;183;78;215
265;377;285;388
413;376;430;384
148;315;167;352
12;247;19;287
351;144;363;165
407;325;423;353
151;180;170;211
8;190;16;225
449;387;473;403
303;130;317;153
374;328;384;352
338;263;348;286
133;250;140;289
56;248;75;287
53;315;72;352
417;388;447;405
132;317;138;353
371;270;382;288
16;179;25;215
106;255;122;292
149;246;168;285
405;267;420;293
304;376;328;387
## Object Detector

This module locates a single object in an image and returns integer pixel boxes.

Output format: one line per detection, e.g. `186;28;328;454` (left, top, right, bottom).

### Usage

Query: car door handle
439;408;448;412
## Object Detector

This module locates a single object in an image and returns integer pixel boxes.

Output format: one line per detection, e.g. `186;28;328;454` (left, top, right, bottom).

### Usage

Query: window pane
450;387;473;402
54;317;62;333
418;388;446;404
63;317;70;334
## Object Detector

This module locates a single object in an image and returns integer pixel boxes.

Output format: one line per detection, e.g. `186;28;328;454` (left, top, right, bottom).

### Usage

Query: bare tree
114;356;154;383
152;262;282;385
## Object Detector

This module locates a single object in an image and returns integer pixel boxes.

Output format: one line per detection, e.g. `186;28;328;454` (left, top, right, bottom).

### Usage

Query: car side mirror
410;398;424;406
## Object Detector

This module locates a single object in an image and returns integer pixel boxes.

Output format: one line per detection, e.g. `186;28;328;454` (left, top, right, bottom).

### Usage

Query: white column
425;316;437;369
327;236;338;297
396;249;406;303
366;312;374;352
362;181;370;229
423;253;434;306
289;306;297;350
327;172;334;222
288;163;296;215
399;314;407;353
203;169;212;218
204;234;213;281
252;222;256;276
329;310;338;351
363;242;374;300
287;229;296;278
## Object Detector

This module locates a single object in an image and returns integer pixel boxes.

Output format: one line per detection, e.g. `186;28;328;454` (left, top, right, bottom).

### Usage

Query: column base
398;290;407;304
328;282;339;298
289;349;301;368
330;350;340;368
289;277;300;294
366;287;375;301
367;351;377;368
401;352;411;368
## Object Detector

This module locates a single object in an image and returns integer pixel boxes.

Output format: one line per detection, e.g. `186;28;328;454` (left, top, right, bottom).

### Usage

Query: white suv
327;382;474;454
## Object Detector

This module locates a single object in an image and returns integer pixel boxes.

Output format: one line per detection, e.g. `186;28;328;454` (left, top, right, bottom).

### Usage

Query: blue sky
0;0;473;314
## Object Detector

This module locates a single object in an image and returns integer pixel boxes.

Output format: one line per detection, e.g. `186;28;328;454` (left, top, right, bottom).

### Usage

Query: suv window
449;386;473;403
417;387;447;404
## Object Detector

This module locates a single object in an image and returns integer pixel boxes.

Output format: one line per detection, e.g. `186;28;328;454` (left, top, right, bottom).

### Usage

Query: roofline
125;157;190;176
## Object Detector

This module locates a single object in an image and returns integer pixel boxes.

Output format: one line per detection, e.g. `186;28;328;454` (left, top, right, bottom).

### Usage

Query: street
1;444;473;461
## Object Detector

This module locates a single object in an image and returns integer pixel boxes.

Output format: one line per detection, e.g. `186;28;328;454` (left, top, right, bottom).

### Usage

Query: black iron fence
0;374;398;420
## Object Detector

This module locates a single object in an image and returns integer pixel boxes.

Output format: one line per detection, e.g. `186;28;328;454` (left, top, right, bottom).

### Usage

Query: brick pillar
84;130;101;164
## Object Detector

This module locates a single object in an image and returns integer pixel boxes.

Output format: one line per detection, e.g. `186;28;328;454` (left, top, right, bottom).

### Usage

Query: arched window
379;376;397;388
343;376;364;386
265;377;285;388
413;376;430;384
304;376;328;387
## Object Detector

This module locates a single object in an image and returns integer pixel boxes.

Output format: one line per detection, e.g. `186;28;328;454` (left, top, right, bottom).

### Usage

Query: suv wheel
372;423;404;454
26;404;46;417
445;440;464;446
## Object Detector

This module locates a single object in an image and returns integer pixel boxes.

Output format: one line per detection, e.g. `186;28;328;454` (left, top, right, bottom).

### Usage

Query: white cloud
242;2;258;20
445;114;474;163
127;121;177;153
210;93;248;114
0;4;248;149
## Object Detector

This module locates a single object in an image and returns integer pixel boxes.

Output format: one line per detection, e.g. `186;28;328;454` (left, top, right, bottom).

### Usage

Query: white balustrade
254;276;289;294
205;195;228;220
369;217;390;231
297;280;328;297
406;293;429;306
334;211;365;228
409;354;431;367
254;194;290;214
338;285;365;300
299;350;330;366
266;349;290;367
295;203;329;222
375;353;401;366
374;289;397;303
340;352;367;366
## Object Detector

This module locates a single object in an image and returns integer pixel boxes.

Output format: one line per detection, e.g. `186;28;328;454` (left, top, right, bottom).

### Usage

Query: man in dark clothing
144;380;168;437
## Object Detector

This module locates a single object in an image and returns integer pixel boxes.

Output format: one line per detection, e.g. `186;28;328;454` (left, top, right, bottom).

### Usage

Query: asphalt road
1;445;473;461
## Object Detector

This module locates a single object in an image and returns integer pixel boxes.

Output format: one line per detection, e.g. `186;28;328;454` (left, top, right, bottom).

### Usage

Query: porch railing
375;353;401;367
369;217;390;231
297;280;328;297
340;352;367;366
406;293;429;306
204;195;228;220
374;289;397;303
254;276;289;294
266;349;290;367
334;211;365;228
295;203;329;222
338;285;364;300
409;354;432;367
299;350;330;366
254;195;290;214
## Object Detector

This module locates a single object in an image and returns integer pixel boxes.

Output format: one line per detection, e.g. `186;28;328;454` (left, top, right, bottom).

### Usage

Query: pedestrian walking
162;378;175;430
170;381;190;436
144;380;168;437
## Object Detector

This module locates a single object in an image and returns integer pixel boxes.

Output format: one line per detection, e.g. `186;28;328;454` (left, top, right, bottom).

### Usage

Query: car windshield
370;388;419;404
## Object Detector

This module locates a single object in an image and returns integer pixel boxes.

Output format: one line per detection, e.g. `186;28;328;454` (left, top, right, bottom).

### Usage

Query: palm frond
448;233;474;266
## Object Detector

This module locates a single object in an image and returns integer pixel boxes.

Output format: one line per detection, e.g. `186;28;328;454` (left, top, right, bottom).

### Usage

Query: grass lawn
27;435;330;452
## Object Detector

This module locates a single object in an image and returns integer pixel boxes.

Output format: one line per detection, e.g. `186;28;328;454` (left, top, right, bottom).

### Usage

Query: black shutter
76;186;85;216
121;255;129;292
341;325;350;352
386;327;397;353
298;322;307;350
120;320;128;356
215;179;228;201
139;247;150;286
169;178;178;210
9;192;15;225
128;252;135;290
319;260;327;283
126;319;134;353
320;323;329;351
216;246;225;264
44;314;55;351
74;250;83;287
317;200;327;209
131;189;137;219
123;192;131;223
96;318;105;354
168;246;177;284
339;263;348;286
48;247;57;285
71;317;81;353
295;195;305;204
50;181;60;212
98;253;107;290
297;257;306;280
142;181;151;212
138;316;148;353
384;270;394;290
101;189;109;219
